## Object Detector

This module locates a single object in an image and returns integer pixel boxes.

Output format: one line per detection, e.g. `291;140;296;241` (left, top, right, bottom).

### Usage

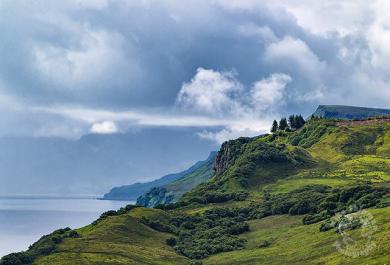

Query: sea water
0;196;134;258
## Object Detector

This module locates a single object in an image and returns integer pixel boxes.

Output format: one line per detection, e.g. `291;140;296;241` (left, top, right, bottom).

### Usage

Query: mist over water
0;196;133;258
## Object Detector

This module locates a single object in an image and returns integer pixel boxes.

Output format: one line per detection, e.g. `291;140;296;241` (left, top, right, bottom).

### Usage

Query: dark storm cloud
0;1;315;107
0;0;389;139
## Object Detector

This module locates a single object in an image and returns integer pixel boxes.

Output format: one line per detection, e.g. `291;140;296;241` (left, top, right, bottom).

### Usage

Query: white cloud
175;69;293;143
176;68;292;118
216;0;370;37
90;121;118;134
33;27;138;89
237;24;278;43
299;87;325;102
273;1;372;36
72;0;108;10
264;36;326;78
365;0;390;73
197;118;271;144
31;68;291;142
176;68;243;115
250;73;292;111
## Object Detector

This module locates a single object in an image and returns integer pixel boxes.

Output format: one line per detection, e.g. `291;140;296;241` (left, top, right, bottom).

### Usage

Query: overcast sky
1;0;390;143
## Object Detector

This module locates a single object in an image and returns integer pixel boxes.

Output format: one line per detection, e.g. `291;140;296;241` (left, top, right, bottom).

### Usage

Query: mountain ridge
136;151;216;207
103;151;217;201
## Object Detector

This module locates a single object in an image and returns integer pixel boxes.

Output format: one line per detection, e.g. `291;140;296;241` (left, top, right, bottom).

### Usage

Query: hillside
103;171;187;201
103;152;216;201
2;115;390;265
313;105;390;119
136;152;216;208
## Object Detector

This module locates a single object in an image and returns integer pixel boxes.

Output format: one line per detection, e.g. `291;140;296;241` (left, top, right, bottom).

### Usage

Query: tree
298;115;306;128
271;120;278;133
288;115;296;129
166;237;177;246
294;115;301;129
279;118;288;130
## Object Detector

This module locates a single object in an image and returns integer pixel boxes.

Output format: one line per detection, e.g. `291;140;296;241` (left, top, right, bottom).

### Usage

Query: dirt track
336;118;390;127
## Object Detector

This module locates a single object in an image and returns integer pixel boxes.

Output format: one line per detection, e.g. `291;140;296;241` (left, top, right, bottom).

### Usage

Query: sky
1;0;390;143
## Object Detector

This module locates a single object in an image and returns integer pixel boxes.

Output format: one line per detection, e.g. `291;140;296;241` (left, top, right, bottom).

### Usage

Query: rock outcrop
213;137;253;177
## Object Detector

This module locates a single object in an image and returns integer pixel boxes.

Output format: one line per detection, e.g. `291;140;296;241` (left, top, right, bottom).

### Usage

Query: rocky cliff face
136;187;174;208
213;137;253;177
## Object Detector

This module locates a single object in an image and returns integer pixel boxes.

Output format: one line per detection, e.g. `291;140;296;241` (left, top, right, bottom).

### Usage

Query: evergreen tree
298;115;306;128
288;115;296;129
271;120;278;133
279;118;288;130
294;115;301;129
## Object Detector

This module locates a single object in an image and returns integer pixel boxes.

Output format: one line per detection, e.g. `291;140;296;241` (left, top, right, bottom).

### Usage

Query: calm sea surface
0;196;134;258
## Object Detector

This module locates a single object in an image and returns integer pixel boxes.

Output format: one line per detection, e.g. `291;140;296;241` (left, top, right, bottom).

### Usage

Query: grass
330;156;390;182
34;209;189;265
203;207;390;265
265;177;353;193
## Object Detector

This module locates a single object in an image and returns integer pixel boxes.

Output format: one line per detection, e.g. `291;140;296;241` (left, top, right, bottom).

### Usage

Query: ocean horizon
0;196;134;258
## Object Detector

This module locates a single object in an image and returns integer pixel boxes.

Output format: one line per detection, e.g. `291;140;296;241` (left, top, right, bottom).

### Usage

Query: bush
320;219;337;232
143;207;251;259
0;227;81;265
0;252;33;265
252;184;388;233
93;205;140;225
68;230;80;238
257;240;271;248
140;217;175;233
166;237;177;246
100;210;118;218
303;211;330;225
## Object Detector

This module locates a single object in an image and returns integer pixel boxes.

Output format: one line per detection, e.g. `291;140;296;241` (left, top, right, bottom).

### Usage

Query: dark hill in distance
136;151;216;207
313;105;390;119
103;152;217;201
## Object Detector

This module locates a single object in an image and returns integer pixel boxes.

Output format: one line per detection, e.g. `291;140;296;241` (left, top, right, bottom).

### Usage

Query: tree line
271;114;305;133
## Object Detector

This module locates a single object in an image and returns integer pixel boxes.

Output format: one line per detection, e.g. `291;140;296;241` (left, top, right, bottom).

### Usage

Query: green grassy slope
34;208;189;265
2;117;390;265
164;154;215;197
204;207;390;265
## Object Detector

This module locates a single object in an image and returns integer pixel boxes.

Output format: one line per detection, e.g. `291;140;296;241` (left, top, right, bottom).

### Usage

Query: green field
35;208;189;265
204;207;390;265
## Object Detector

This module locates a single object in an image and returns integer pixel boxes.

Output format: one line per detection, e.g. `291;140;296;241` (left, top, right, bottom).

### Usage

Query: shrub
257;240;271;248
166;237;177;247
0;228;81;265
303;211;330;225
0;252;33;265
68;230;80;238
140;217;175;233
320;219;338;232
143;207;251;259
